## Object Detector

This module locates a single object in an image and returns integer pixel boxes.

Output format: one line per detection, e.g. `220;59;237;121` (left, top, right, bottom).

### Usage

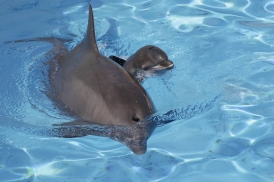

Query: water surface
1;0;274;181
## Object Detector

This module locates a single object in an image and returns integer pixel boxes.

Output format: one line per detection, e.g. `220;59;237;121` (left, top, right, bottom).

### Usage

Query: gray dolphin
109;45;174;75
53;5;155;126
51;5;159;154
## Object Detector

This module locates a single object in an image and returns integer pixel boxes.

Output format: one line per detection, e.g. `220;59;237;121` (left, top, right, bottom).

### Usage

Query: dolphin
52;5;155;127
110;45;174;75
50;5;163;154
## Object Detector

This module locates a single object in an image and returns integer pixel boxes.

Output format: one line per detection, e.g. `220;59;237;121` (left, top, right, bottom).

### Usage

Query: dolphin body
53;6;155;126
51;5;160;154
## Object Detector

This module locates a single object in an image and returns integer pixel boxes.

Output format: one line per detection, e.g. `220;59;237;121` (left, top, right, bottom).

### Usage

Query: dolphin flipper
109;55;126;66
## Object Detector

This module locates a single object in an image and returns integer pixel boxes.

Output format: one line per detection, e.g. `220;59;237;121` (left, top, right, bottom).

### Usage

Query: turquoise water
1;0;274;181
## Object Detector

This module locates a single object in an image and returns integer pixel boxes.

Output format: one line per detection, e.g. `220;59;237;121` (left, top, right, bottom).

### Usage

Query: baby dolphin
109;45;174;74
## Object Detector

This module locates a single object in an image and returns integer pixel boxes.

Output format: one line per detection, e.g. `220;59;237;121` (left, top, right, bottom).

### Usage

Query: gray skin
110;46;174;75
52;5;156;154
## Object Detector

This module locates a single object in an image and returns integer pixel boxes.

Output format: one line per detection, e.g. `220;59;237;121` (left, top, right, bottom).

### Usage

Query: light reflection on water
0;0;274;181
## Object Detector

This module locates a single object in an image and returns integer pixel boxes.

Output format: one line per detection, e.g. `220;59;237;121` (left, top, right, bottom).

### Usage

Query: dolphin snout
160;60;174;69
128;144;147;155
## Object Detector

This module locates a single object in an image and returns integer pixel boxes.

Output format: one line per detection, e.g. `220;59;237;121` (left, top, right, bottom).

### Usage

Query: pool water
1;0;274;181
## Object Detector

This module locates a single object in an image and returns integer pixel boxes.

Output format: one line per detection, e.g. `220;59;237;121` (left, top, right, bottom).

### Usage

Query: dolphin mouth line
148;60;174;71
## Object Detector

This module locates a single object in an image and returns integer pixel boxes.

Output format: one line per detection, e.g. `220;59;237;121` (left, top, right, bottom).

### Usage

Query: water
1;0;274;181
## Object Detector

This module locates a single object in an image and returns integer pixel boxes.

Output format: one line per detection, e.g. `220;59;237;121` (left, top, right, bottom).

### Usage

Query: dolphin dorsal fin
85;5;99;52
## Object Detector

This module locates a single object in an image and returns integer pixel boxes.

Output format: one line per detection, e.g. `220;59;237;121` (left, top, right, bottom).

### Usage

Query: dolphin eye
132;116;140;122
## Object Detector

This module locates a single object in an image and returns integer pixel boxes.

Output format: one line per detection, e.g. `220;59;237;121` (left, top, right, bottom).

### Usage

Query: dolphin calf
110;45;174;75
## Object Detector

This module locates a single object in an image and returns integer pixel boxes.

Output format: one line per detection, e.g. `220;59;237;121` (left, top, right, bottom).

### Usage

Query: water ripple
252;136;274;159
208;138;249;157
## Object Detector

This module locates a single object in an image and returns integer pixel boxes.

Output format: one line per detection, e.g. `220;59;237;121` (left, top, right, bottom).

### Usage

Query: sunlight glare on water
0;0;274;181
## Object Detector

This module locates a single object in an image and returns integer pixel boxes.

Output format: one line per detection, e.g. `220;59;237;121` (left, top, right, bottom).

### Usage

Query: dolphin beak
149;60;174;71
127;143;147;155
159;60;174;69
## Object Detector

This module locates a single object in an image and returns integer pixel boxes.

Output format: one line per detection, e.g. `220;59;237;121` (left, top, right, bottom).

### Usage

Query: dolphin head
124;45;174;74
109;119;156;155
